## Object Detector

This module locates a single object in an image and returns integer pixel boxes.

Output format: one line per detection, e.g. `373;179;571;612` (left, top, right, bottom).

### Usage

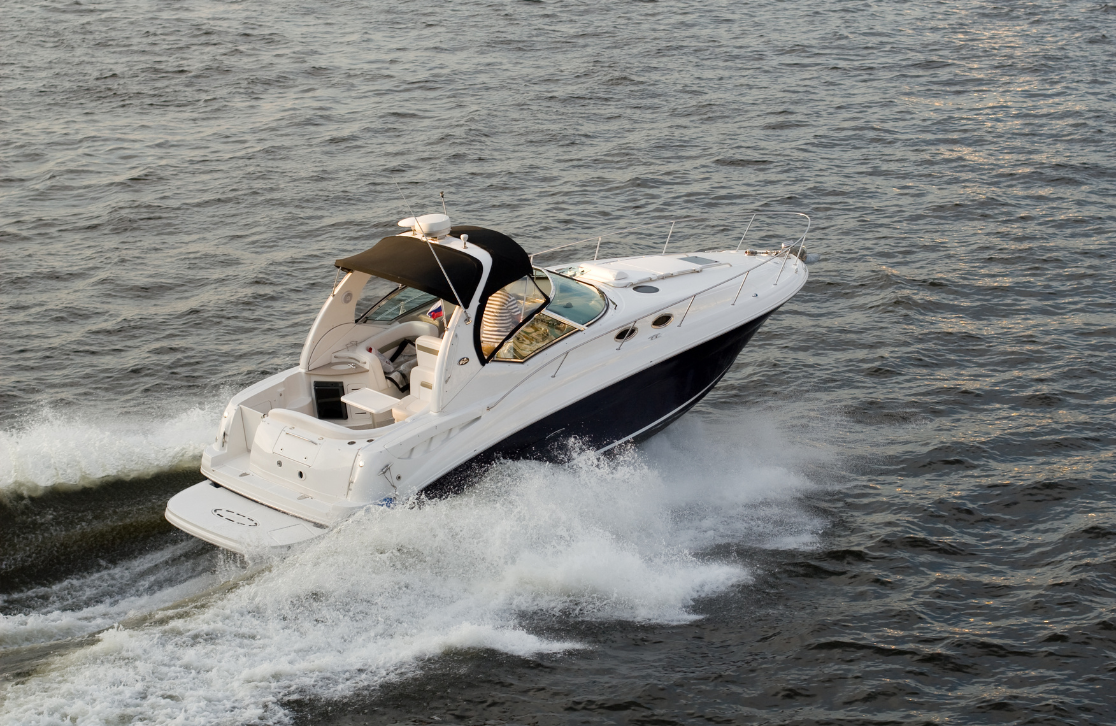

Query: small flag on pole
427;301;444;321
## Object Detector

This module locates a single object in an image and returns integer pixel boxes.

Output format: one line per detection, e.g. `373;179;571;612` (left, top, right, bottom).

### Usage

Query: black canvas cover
449;226;541;365
448;226;532;300
335;235;484;306
337;227;534;365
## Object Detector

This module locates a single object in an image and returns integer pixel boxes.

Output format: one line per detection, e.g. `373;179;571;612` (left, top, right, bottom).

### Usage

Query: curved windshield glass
542;272;607;326
357;285;438;323
490;270;607;362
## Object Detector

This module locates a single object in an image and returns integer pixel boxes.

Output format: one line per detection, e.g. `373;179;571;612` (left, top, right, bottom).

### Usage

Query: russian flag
427;301;444;321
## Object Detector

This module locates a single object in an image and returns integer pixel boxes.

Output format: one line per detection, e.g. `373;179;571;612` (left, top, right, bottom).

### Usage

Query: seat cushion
409;367;436;402
415;334;443;369
391;395;429;423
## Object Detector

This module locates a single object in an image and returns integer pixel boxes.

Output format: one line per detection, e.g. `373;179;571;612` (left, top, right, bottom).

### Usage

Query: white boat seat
410;367;436;399
358;321;439;359
391;395;428;423
266;408;357;439
329;348;389;392
415;335;442;368
392;342;440;422
335;321;439;396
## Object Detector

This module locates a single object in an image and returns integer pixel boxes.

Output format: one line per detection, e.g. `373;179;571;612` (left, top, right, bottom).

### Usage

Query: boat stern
165;481;329;554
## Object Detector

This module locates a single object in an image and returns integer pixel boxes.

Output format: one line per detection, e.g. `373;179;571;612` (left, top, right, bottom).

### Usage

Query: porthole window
614;326;638;342
633;285;659;293
652;314;673;328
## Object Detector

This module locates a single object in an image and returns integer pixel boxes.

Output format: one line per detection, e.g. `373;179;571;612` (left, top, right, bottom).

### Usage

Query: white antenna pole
425;242;472;324
393;180;472;324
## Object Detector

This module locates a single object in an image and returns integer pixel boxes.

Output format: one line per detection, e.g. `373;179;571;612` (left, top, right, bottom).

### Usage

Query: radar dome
398;213;451;239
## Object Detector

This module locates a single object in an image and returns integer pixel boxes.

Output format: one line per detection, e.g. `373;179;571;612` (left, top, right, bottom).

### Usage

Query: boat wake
0;541;218;650
0;401;223;496
0;414;824;725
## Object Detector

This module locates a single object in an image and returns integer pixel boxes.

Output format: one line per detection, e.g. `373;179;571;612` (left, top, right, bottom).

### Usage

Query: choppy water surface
2;0;1114;723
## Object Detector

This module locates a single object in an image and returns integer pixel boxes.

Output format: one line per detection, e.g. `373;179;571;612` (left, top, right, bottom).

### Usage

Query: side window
494;313;577;361
484;269;607;363
357;285;438;324
479;275;548;357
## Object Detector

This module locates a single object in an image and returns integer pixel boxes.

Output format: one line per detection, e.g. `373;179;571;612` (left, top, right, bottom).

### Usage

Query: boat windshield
357;285;438;324
541;269;607;326
491;269;607;362
479;275;549;357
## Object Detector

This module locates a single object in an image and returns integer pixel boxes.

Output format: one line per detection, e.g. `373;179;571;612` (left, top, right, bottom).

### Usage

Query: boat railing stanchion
774;245;791;285
736;214;757;252
795;219;811;270
552;351;570;378
662;221;676;255
677;294;696;327
593;236;602;261
731;270;751;306
773;213;811;284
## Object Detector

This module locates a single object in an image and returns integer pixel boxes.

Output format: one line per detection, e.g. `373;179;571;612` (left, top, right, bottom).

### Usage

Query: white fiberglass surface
0;412;826;725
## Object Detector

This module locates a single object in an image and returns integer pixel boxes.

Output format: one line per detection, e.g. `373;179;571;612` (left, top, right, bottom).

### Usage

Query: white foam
0;542;218;649
0;412;824;726
0;400;223;494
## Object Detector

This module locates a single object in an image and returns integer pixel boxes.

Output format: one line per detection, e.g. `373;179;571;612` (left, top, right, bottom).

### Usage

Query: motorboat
166;211;812;553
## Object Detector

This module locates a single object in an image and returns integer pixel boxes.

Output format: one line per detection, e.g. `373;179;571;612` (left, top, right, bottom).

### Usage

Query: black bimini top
335;226;531;307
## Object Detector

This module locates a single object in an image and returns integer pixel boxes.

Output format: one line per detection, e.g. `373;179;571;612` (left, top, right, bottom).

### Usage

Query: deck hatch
680;255;718;266
313;381;348;420
276;432;320;465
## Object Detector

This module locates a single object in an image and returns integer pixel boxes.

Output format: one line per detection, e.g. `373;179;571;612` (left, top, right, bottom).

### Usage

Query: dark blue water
2;1;1114;723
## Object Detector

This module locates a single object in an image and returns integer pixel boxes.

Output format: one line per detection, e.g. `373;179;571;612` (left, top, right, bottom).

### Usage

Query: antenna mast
392;181;472;324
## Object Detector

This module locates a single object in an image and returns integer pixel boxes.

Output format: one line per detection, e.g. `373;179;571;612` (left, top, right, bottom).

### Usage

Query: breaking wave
0;415;824;725
0;401;223;495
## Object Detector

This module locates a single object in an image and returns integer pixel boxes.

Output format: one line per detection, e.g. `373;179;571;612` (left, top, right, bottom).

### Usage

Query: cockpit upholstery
351;321;439;396
392;334;443;422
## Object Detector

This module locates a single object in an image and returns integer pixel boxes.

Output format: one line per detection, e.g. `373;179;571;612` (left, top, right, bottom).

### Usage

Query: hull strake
421;311;775;497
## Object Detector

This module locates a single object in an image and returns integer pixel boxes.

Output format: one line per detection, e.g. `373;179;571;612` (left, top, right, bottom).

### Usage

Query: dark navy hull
421;311;774;497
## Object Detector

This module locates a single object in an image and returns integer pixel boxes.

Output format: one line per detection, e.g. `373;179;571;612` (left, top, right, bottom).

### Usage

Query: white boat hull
165;222;812;554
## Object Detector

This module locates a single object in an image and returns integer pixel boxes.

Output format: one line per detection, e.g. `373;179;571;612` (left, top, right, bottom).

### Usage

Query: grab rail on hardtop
487;214;812;412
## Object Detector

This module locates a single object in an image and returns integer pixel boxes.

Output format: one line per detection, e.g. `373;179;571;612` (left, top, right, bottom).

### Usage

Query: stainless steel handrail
528;212;810;264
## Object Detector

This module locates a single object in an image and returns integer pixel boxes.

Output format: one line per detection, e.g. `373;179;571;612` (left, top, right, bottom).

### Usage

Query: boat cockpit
292;216;608;434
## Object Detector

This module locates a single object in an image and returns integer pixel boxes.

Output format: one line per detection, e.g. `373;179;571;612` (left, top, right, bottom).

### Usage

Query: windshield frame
537;268;608;330
355;283;439;324
486;269;608;364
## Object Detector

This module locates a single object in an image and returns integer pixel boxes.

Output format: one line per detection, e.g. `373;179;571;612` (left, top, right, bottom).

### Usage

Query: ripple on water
1;0;1115;723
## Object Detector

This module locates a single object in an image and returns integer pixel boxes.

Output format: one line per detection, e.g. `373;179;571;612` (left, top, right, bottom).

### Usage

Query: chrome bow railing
528;212;811;274
485;213;813;412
